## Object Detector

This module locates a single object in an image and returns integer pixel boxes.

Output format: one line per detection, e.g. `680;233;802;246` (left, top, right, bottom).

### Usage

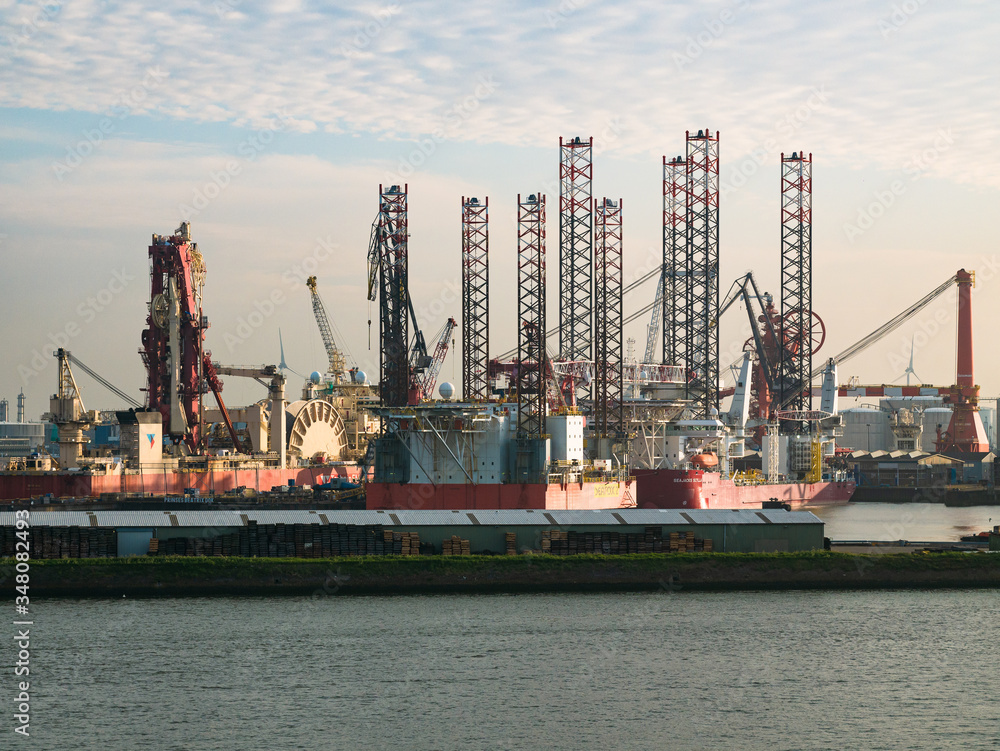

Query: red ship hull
0;464;360;501
633;468;855;509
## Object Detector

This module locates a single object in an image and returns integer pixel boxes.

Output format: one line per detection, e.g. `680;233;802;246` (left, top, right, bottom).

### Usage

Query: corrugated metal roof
757;509;822;525
0;507;823;528
607;509;698;525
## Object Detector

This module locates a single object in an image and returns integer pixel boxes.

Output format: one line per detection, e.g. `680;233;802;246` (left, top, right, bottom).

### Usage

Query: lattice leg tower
685;130;720;418
517;193;546;438
461;196;489;402
779;152;812;413
378;184;409;408
559;137;593;366
663;154;687;366
594;198;623;455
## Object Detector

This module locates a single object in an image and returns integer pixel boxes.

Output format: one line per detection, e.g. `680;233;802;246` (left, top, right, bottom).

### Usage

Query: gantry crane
306;276;347;381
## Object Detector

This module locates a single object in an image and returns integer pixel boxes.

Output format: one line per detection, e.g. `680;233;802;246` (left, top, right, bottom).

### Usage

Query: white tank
921;407;953;452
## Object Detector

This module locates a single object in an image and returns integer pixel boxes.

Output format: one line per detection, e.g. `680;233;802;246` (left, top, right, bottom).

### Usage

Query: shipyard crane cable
66;354;142;409
495;267;661;360
808;274;958;378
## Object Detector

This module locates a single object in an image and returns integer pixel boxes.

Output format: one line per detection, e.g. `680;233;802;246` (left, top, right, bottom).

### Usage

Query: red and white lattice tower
559;137;593;364
594;198;623;448
663;154;687;366
461;196;489;402
517;193;546;438
685;129;720;418
779;152;813;413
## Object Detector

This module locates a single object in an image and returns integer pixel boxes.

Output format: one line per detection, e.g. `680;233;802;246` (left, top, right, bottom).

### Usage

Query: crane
366;201;434;404
417;318;457;400
306;276;347;381
643;269;664;365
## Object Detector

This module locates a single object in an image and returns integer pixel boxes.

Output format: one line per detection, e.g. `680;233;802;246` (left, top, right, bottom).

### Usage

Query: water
15;591;1000;750
806;502;998;542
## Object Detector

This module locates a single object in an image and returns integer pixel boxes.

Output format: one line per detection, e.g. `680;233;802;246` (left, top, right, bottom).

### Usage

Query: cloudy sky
1;0;998;417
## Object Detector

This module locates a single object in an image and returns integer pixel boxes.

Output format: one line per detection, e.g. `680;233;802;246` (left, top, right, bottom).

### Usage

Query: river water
805;502;998;541
15;590;1000;750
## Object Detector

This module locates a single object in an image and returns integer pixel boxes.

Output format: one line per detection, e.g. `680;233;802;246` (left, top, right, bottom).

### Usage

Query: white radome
309;371;323;385
438;382;455;399
354;370;367;384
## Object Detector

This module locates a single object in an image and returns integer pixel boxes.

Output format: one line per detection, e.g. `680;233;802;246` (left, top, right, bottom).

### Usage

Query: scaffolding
377;184;409;408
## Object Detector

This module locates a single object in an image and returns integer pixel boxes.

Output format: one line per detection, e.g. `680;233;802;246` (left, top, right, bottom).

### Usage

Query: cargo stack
442;535;471;556
505;532;518;555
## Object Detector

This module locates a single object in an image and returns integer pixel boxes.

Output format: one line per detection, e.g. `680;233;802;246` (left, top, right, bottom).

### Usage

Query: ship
365;401;635;510
0;223;373;503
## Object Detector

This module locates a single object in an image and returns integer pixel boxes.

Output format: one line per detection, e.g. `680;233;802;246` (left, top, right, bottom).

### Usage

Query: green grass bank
11;551;1000;597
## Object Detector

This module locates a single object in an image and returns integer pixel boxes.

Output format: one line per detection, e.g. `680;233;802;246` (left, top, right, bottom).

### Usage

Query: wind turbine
277;329;305;380
899;335;923;385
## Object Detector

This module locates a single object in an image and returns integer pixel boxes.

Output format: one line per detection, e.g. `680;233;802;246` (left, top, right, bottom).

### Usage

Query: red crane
417;318;457;400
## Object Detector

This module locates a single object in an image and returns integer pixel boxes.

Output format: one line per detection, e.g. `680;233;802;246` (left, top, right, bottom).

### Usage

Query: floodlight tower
594;198;623;458
685;129;720;417
461;196;490;401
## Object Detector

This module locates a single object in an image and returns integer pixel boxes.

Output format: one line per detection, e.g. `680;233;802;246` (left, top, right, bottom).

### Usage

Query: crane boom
418;318;457;400
643;270;664;364
306;276;346;378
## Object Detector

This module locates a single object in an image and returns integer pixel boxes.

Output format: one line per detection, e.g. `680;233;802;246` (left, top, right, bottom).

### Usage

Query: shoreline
15;552;1000;597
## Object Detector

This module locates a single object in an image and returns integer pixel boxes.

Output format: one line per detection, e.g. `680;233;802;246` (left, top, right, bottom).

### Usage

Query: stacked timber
506;532;518;555
442;536;471;556
384;530;420;556
0;526;117;559
668;531;712;552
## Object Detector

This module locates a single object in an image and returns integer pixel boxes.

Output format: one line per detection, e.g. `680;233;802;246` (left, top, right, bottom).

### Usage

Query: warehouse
0;507;825;558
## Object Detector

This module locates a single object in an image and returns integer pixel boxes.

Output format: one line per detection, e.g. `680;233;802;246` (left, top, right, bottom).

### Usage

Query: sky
1;0;999;419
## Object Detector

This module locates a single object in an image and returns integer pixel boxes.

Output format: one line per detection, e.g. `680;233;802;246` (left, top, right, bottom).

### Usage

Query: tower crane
306;276;347;382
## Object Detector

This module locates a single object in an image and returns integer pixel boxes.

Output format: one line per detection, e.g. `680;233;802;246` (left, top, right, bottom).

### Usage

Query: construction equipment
643;269;665;365
417;318;457;400
366;185;440;406
43;349;98;469
306;276;348;381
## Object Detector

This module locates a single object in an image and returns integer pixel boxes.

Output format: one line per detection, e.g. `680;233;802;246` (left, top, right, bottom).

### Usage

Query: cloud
1;0;998;185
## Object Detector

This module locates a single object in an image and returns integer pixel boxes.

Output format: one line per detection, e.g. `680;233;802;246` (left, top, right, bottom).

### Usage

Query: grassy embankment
10;551;1000;597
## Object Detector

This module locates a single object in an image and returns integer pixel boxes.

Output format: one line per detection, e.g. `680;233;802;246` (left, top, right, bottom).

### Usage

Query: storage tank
921;407;953;452
839;408;890;452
